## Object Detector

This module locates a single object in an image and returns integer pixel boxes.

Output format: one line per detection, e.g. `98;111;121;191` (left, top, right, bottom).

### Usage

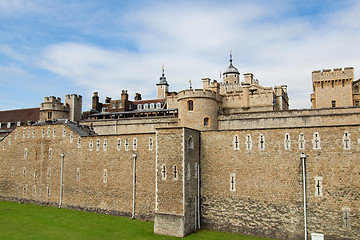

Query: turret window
203;117;209;127
188;136;194;150
187;100;194;111
355;86;359;93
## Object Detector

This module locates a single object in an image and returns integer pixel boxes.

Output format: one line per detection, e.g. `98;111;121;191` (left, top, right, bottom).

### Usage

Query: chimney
135;93;142;101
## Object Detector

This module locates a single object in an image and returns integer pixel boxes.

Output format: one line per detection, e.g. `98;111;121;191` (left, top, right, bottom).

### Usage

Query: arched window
188;136;194;150
355;86;359;93
156;102;162;109
187;100;194;111
137;104;142;110
203;117;209;127
150;103;155;109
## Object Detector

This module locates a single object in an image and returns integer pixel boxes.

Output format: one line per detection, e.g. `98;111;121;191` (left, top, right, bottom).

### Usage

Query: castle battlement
312;67;354;81
177;89;222;102
43;96;62;103
65;94;82;101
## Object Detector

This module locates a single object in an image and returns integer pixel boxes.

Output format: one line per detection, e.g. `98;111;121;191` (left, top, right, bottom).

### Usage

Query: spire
157;65;169;86
223;50;239;74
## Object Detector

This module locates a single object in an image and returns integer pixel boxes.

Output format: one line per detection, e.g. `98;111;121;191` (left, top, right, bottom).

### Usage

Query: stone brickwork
0;123;156;219
200;126;359;240
154;127;200;237
311;68;354;108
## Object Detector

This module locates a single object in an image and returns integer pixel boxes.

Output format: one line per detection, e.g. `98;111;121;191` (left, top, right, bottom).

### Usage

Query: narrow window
156;102;161;109
133;138;137;150
332;80;334;88
33;186;36;196
8;135;11;145
150;103;155;109
298;133;305;150
112;103;116;109
245;134;252;150
89;139;93;151
27;129;30;138
343;131;351;150
62;126;66;137
233;134;240;150
187;100;194;111
15;130;18;140
355;100;359;106
96;139;100;151
125;139;129;151
230;173;236;192
47;187;50;198
48;111;52;120
173;166;178;180
331;100;336;108
321;82;323;88
103;139;107;151
355;86;359;93
70;132;73;143
343;208;351;230
49;148;52;161
194;163;198;179
161;165;166;180
76;168;80;181
53;127;56;137
117;138;121;151
313;132;321;150
23;128;25;138
34;170;37;179
259;134;265;150
314;176;323;197
24;148;28;160
77;138;81;149
32;129;35;138
23;185;26;194
42;128;45;137
203;117;209;127
149;138;153;151
284;133;291;150
188;136;194;150
103;169;107;183
2;141;5;151
11;166;14;177
47;127;50;137
187;163;191;180
137;104;142;110
47;168;51;179
23;167;26;177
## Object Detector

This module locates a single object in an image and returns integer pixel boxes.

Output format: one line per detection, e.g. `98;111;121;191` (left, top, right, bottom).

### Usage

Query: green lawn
0;200;276;240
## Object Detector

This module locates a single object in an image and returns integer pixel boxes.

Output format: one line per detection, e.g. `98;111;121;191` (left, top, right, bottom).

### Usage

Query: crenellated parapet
312;67;354;81
177;89;222;103
40;96;69;112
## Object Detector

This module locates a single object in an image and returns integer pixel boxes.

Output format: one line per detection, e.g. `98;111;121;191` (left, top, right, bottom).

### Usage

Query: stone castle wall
200;126;359;240
0;122;359;239
0;124;156;219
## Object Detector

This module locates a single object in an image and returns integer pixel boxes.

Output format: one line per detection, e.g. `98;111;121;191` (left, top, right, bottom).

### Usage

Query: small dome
157;66;169;85
223;53;239;74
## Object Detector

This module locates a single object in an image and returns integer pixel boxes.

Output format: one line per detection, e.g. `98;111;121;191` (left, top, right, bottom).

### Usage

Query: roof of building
223;53;239;74
0;108;40;123
33;119;96;136
157;67;169;86
132;99;166;104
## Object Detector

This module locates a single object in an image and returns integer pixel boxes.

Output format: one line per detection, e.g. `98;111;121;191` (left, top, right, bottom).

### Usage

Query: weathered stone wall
200;126;359;240
0;124;156;219
219;107;360;130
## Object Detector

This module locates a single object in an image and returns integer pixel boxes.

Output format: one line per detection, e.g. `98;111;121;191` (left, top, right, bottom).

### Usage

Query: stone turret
177;89;221;130
222;51;240;85
65;94;82;122
40;96;69;121
157;66;169;99
311;67;354;108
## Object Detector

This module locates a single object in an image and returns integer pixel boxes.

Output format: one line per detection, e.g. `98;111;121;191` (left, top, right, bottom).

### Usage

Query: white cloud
32;0;360;110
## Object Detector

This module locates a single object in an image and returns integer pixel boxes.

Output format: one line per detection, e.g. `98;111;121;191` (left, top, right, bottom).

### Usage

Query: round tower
223;51;240;85
177;89;221;130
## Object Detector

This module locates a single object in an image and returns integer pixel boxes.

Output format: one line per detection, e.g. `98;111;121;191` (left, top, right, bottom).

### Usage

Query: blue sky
0;0;359;111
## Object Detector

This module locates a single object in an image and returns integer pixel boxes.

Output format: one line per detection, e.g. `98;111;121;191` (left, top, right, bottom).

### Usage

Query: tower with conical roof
157;66;169;99
223;51;240;85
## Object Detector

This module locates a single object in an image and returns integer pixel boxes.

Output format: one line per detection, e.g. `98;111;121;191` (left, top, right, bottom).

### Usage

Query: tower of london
0;55;359;240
